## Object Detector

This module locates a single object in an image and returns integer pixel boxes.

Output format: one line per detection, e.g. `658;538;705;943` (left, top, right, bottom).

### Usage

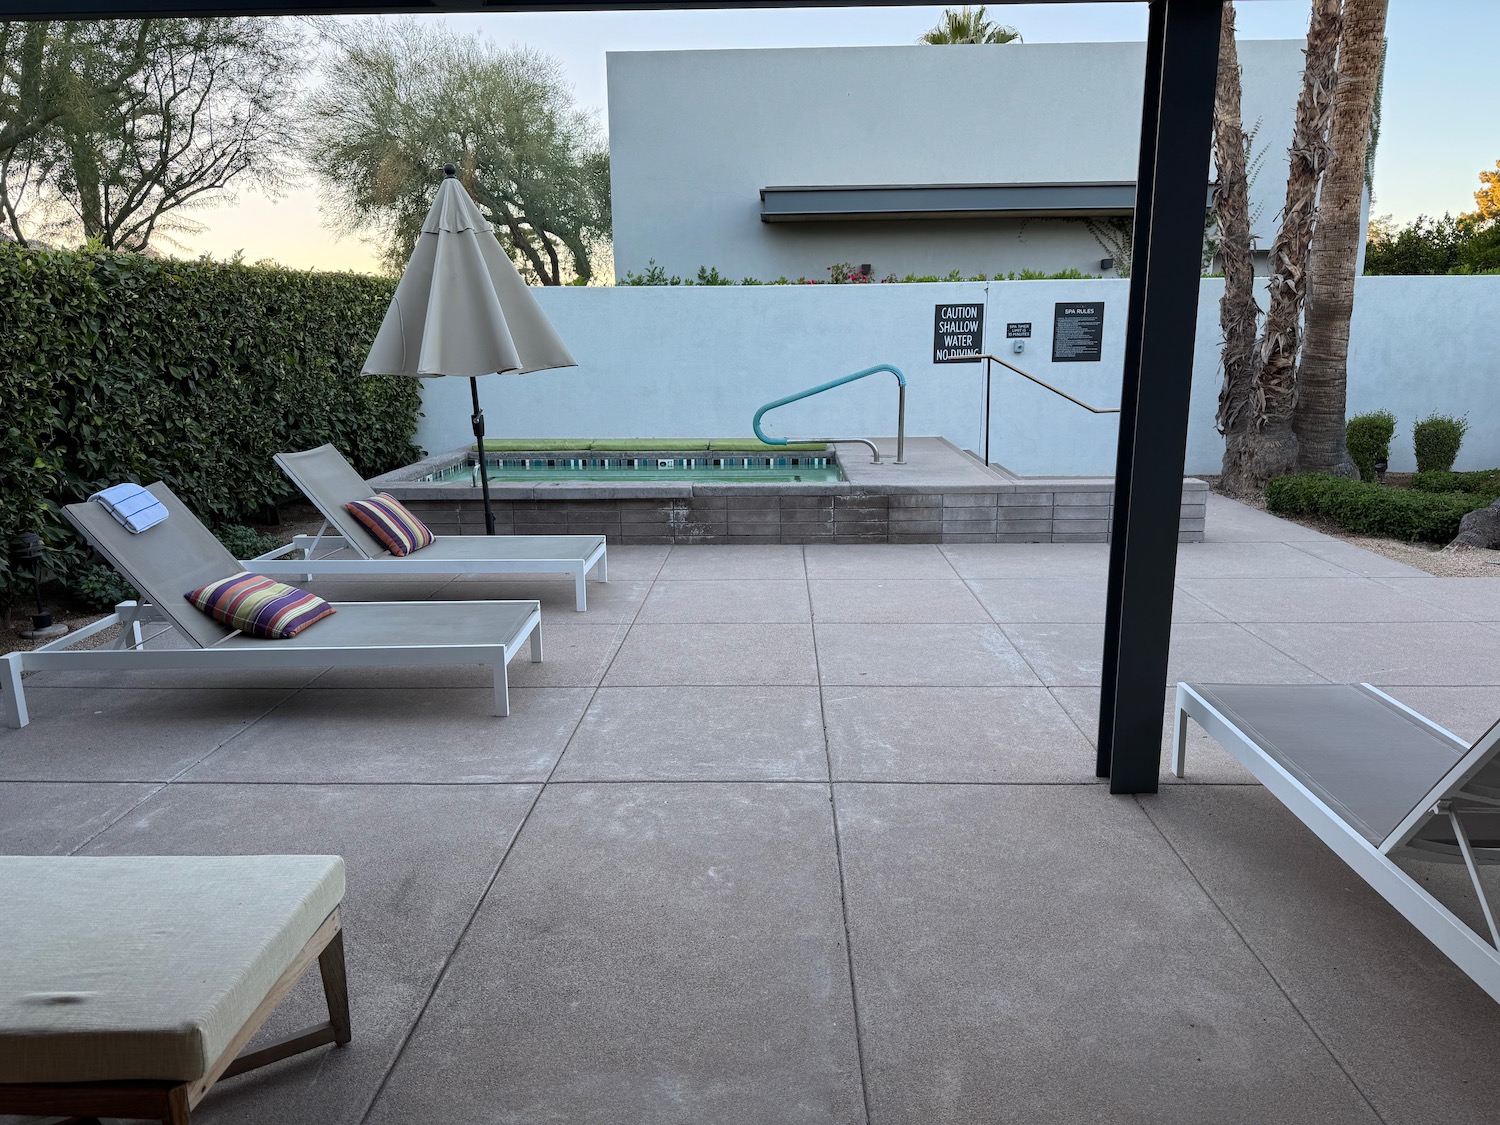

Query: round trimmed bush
1345;411;1397;483
1412;414;1469;473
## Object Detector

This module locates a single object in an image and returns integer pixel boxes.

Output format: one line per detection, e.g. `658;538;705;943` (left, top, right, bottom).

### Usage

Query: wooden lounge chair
0;854;349;1124
1175;682;1500;1001
258;444;608;611
1;482;541;728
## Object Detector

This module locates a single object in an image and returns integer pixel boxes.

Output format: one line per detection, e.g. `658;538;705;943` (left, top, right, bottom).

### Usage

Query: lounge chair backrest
64;482;239;648
1390;714;1500;851
273;445;389;560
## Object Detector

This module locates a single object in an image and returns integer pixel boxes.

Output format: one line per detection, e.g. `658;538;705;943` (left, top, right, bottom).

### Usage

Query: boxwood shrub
1345;410;1396;482
0;244;421;607
1266;473;1486;543
1410;469;1500;497
1412;413;1468;473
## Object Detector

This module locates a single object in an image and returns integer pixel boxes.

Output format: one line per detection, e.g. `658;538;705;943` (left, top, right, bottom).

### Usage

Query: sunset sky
176;2;1498;276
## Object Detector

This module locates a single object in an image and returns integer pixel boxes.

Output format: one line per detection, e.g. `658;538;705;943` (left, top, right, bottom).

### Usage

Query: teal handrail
752;363;907;464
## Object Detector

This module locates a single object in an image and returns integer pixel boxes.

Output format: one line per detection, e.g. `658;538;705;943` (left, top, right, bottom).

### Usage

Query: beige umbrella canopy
362;165;576;533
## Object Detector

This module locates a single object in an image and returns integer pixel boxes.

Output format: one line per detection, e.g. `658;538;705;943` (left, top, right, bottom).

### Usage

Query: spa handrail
975;354;1121;415
975;353;1119;467
752;363;906;465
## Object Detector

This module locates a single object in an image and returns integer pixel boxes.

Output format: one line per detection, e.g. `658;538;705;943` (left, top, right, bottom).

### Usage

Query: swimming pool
419;452;844;485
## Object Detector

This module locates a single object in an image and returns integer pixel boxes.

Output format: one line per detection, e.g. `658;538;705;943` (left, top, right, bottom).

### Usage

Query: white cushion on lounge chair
0;855;344;1084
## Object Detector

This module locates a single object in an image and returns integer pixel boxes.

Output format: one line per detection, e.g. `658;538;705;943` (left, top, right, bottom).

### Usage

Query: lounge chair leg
318;928;353;1045
2;654;27;729
493;660;510;717
1171;687;1190;778
575;570;587;612
530;626;544;663
164;1084;190;1124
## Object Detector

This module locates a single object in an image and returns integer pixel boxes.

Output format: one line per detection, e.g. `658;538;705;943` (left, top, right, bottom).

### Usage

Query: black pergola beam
0;0;1149;16
1098;0;1222;794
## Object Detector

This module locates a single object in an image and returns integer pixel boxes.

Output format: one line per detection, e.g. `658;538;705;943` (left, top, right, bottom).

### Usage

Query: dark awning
758;182;1138;223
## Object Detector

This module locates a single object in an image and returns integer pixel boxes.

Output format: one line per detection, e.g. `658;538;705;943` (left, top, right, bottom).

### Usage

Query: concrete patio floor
4;493;1500;1124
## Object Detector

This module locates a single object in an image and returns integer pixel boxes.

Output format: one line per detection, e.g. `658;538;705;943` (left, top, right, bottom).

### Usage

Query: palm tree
1212;3;1260;471
919;7;1022;45
1293;0;1390;476
1217;0;1341;498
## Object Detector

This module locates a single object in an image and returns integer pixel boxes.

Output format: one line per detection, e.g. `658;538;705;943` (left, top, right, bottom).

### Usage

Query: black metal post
1098;0;1221;794
983;356;993;466
1097;0;1166;778
469;376;497;536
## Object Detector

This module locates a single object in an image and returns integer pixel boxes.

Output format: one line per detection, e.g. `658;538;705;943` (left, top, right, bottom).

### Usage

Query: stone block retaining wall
396;481;1208;546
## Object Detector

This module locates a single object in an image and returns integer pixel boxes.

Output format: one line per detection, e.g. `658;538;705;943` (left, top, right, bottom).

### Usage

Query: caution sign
933;303;984;364
1051;302;1104;362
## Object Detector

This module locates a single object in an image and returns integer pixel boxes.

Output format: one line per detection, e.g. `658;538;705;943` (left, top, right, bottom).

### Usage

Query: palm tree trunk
1214;2;1264;498
1233;0;1342;494
1294;0;1388;475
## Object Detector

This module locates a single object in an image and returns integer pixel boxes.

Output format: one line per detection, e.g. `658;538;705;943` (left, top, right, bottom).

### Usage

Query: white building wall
415;276;1500;478
605;41;1305;283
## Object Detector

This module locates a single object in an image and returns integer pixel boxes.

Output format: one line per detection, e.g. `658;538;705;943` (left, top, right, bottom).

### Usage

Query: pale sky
178;1;1500;274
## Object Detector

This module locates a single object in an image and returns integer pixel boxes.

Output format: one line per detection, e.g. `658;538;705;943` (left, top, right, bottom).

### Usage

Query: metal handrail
752;363;907;464
975;353;1119;466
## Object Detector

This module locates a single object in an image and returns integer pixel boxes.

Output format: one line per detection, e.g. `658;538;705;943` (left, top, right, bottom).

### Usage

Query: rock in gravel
1448;498;1500;550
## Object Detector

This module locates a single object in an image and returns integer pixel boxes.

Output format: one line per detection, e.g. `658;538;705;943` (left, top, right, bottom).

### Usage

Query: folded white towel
89;483;169;534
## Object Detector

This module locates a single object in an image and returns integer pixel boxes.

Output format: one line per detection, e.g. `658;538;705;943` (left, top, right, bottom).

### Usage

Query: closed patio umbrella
361;165;576;534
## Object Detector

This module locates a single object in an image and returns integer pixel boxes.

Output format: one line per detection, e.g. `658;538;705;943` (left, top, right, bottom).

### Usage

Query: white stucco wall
413;276;1500;477
605;41;1305;283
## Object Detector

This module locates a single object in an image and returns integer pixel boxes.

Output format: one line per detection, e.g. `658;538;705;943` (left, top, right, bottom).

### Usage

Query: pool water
421;454;843;485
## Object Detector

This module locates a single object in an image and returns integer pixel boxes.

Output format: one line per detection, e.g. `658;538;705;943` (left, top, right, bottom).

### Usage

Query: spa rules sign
933;303;984;364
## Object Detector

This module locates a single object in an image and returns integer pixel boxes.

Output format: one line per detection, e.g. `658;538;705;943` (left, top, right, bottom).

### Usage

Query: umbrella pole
470;376;497;535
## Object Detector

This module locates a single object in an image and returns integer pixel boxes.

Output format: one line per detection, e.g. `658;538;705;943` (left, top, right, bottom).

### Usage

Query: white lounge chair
0;854;348;1124
1175;682;1500;1001
1;482;541;728
257;444;607;611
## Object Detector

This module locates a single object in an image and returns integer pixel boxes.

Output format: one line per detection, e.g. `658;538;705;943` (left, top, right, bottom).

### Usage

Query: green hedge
0;245;422;605
1265;473;1487;543
1411;469;1500;497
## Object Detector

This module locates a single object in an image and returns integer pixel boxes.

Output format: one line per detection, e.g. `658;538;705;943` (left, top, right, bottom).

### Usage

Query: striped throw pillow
185;572;335;639
345;493;435;557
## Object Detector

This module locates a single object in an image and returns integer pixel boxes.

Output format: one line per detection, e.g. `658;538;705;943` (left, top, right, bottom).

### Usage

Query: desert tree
304;19;609;285
1467;160;1500;223
0;18;306;251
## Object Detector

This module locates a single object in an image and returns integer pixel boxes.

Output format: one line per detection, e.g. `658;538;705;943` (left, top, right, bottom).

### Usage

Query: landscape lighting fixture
12;532;65;640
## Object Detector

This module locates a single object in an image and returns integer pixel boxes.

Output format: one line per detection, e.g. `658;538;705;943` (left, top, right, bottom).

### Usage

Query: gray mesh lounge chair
0;482;541;728
1175;683;1500;1001
258;445;607;611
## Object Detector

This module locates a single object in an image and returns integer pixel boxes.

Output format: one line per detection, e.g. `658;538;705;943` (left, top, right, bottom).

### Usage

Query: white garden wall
414;275;1500;477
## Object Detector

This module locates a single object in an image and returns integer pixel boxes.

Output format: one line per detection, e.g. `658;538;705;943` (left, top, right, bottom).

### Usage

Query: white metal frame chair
1175;682;1500;1001
258;445;607;611
1;482;541;729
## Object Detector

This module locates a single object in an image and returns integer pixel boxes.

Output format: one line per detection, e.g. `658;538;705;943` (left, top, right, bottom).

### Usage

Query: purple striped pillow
345;493;435;557
185;572;335;639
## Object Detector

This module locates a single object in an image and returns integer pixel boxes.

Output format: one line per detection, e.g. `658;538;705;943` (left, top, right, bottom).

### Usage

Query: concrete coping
370;439;1208;503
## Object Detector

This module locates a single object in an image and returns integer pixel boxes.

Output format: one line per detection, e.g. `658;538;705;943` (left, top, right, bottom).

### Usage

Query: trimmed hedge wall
1411;469;1500;498
0;245;421;605
1265;473;1488;543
